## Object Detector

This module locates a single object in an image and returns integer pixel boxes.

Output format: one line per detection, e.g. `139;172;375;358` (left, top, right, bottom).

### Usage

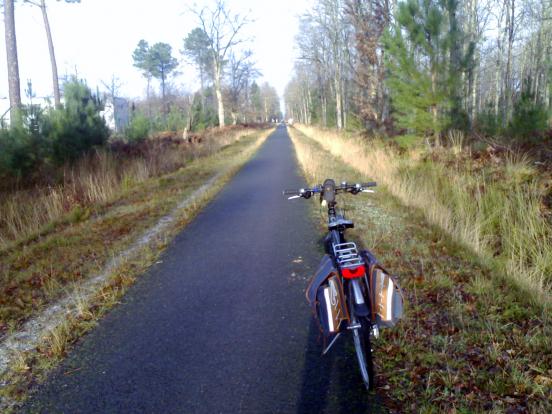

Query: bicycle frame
321;179;372;335
286;178;377;389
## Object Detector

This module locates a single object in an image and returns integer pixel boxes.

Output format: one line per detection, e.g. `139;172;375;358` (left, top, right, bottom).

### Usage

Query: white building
101;97;130;133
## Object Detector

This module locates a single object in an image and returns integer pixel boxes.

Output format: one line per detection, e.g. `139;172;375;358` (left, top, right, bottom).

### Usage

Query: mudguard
305;255;336;305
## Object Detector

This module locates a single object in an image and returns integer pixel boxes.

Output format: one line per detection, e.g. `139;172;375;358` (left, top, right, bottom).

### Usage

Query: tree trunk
335;66;343;130
494;14;503;118
4;0;21;122
214;64;225;128
471;59;478;120
322;95;327;127
467;0;478;122
199;66;205;113
40;0;60;107
504;0;515;124
302;94;307;124
448;0;462;126
161;69;166;114
146;76;151;118
431;70;438;138
306;81;312;124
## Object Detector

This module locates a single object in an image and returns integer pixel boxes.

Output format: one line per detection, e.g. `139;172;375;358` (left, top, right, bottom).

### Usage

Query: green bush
394;134;424;149
0;126;36;178
126;112;150;142
0;79;109;179
166;106;187;132
42;79;109;165
475;104;501;137
189;94;218;131
0;105;50;178
508;89;548;140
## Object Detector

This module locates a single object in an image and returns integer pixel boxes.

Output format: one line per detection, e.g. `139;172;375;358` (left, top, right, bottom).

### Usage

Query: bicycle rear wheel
352;317;375;390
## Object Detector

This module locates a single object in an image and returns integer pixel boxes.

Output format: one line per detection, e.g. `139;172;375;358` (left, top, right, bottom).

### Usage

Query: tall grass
291;125;552;304
0;127;257;249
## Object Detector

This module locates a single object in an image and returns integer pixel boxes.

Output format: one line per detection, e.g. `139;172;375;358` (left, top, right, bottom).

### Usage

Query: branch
23;0;42;7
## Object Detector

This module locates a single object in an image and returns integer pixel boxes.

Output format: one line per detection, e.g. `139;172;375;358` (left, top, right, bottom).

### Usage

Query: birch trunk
335;67;343;130
40;0;60;107
214;65;225;127
504;0;515;124
4;0;21;122
494;11;503;118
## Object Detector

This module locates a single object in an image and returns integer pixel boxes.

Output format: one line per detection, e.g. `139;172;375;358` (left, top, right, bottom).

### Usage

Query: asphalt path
22;126;385;413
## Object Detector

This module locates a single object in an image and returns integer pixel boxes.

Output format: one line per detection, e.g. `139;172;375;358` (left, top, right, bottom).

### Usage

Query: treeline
285;0;552;140
130;0;281;133
0;79;108;181
1;0;280;184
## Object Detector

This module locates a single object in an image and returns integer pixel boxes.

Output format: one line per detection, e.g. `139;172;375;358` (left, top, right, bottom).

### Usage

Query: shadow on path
296;301;388;413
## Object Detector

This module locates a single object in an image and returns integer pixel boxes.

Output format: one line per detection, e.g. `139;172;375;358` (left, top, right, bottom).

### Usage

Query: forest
283;3;551;409
0;1;551;411
285;0;552;295
0;0;281;185
285;0;552;142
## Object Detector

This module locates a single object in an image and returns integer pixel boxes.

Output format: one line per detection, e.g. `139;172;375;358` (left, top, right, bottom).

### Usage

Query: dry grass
0;129;272;409
0;129;271;332
291;125;551;305
288;128;552;412
0;127;258;250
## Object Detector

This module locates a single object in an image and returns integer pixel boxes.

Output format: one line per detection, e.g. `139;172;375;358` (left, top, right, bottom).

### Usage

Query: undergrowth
0;128;273;410
293;125;551;306
0;126;259;250
0;129;270;335
289;127;552;412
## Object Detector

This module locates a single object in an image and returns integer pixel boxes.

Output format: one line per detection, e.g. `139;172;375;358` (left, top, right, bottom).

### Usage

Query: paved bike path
23;126;385;413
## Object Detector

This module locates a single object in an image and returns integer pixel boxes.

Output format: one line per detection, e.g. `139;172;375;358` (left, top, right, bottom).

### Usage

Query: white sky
0;0;312;105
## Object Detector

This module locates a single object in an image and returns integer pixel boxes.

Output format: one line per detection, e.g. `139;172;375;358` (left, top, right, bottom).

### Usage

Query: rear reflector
341;265;366;279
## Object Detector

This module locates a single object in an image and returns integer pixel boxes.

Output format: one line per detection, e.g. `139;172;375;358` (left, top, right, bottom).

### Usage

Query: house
101;97;130;133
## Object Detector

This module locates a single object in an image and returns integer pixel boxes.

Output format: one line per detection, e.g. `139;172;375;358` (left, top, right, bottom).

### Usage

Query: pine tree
384;0;448;136
384;0;473;136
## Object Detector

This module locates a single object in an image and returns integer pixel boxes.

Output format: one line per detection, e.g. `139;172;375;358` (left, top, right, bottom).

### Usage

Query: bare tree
101;74;124;99
3;0;21;121
312;0;348;130
191;0;250;128
288;0;551;135
182;27;212;113
296;17;331;126
226;50;259;124
346;0;390;130
24;0;80;107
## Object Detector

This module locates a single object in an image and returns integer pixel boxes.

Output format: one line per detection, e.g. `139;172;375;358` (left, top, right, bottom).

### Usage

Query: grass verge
289;127;552;413
0;128;273;410
293;125;551;307
0;126;259;250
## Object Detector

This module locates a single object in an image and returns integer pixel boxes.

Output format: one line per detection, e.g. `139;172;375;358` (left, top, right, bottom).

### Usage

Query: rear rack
333;242;364;269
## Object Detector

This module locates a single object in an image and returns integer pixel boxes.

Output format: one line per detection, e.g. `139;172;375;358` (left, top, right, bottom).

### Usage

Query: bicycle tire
352;317;375;390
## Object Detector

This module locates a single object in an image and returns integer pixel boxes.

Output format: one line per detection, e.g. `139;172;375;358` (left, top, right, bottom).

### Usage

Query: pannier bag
316;275;348;335
307;252;403;336
370;267;403;328
306;255;349;338
360;249;403;328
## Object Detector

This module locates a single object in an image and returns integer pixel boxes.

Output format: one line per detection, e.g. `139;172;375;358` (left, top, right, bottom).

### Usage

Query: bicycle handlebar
283;189;302;195
283;181;377;198
361;182;377;188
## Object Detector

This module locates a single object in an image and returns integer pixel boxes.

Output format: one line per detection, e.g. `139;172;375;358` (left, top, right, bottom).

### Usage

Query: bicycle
284;178;403;390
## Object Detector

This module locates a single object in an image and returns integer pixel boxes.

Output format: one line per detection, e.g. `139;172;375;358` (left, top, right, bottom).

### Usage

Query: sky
0;0;312;107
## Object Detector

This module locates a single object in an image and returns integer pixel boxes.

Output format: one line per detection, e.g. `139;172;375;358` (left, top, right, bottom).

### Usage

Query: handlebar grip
283;189;299;195
361;182;377;188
